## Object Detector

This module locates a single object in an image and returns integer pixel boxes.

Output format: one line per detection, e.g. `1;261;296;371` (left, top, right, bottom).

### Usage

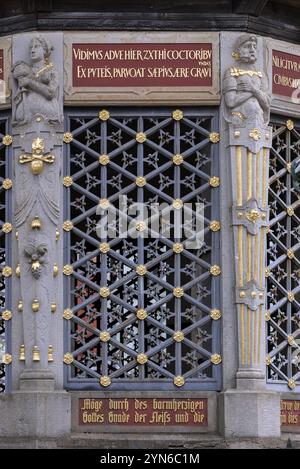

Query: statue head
30;35;53;65
232;34;258;64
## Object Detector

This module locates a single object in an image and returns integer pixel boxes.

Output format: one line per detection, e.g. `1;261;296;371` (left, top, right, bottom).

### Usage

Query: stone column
219;32;281;438
0;32;70;437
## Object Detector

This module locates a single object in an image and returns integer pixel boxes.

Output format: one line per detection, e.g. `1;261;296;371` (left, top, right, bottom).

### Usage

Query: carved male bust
223;34;271;127
12;35;62;125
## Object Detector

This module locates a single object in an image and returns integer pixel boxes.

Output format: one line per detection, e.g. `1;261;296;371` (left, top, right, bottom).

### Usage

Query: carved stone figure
291;156;300;193
12;35;62;125
24;242;48;279
223;34;271;126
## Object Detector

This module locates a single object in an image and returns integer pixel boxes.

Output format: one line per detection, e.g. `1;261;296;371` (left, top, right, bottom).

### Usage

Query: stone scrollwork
12;35;62;125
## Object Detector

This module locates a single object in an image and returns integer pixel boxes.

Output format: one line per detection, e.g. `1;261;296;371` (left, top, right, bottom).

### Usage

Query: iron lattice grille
64;108;221;390
0;116;12;393
267;116;300;390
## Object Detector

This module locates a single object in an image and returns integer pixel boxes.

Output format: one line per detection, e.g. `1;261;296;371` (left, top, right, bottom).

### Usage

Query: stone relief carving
12;35;62;125
291;156;300;193
24;242;48;279
222;34;271;127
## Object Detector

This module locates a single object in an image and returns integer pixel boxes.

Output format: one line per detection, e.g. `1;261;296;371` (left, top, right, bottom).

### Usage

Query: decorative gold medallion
288;378;296;390
173;287;184;298
32;299;40;313
136;264;147;276
53;263;59;277
136;176;147;187
19;345;25;361
136;353;148;365
63;308;73;320
3;354;12;365
136;308;147;320
172;109;183;121
63;220;73;232
173;243;183;254
15;264;20;278
135;221;147;232
2;222;12;234
239;291;246;298
288;291;295;302
51;303;57;313
210;309;221;320
18;300;23;313
2;310;12;321
265;268;271;278
99;331;110;343
172;198;183;210
99;198;110;210
63;264;73;276
99;154;110;165
63;353;73;365
246;209;260;223
2;179;12;190
136;132;147;143
63;176;73;187
31;216;41;230
63;132;73;143
210;265;221;276
2;266;12;277
287;248;294;259
287;206;294;217
209;132;220;143
32;346;40;362
2;135;12;146
288;335;296;346
266;355;272;366
100;375;111;387
286;163;292;174
210;176;220;188
99;286;110;298
19;137;55;175
48;345;54;363
286;119;294;131
210;221;221;232
99;242;110;254
99;110;110;121
173;154;183;165
249;128;261;141
265;311;271;321
173;331;184;342
173;375;185;387
211;353;222;364
251;291;257;299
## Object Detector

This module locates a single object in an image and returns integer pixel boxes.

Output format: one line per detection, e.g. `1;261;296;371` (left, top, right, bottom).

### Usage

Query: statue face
30;40;45;63
238;40;257;64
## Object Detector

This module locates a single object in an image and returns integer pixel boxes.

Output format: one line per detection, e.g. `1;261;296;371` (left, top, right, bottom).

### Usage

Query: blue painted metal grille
64;108;221;390
267;116;300;390
0;115;12;393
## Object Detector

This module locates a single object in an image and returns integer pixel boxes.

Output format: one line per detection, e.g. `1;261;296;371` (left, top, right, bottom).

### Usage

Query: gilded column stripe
238;226;244;287
257;305;262;365
247;233;252;282
247;150;253;200
262;148;267;208
256;151;260;202
259;228;265;288
253;308;257;365
247;307;251;365
254;234;259;282
236;146;243;206
241;304;245;366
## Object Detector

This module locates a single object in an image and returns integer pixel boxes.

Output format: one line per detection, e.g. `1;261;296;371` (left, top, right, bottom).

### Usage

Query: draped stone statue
12;35;62;125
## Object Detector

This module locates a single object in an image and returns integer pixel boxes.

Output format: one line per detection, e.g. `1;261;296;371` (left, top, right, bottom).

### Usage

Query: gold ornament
251;291;257;299
239;291;246;298
56;229;60;241
234;130;240;138
2;310;12;321
32;346;40;362
288;335;296;346
63;220;73;231
48;345;54;362
63;308;73;320
265;311;271;321
286;163;292;174
32;299;40;312
266;355;271;366
210;265;221;276
63;176;73;187
210;221;221;232
31;216;41;230
136;353;148;365
18;300;23;313
286;119;294;131
136;308;147;320
136;264;147;276
99;198;110;209
173;287;184;298
99;154;110;165
287;206;294;217
173;331;184;342
210;176;220;188
2;222;12;234
51;303;57;313
209;132;220;143
99;242;110;254
63;353;73;365
211;353;222;364
100;375;111;387
99;110;110;121
136;132;147;143
99;286;110;298
288;291;295;302
2;135;12;146
210;309;221;320
173;154;183;165
2;266;12;277
265;268;271;278
15;264;20;278
232;51;240;60
246;209;260;223
19;345;25;361
288;379;296;390
19;137;55;175
172;109;183;121
249;128;261;141
99;331;110;343
136;176;147;187
63;132;73;143
135;221;147;232
53;263;59;277
63;264;73;276
172;198;183;210
3;354;12;365
287;248;294;259
2;179;12;190
173;375;185;387
173;243;183;254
